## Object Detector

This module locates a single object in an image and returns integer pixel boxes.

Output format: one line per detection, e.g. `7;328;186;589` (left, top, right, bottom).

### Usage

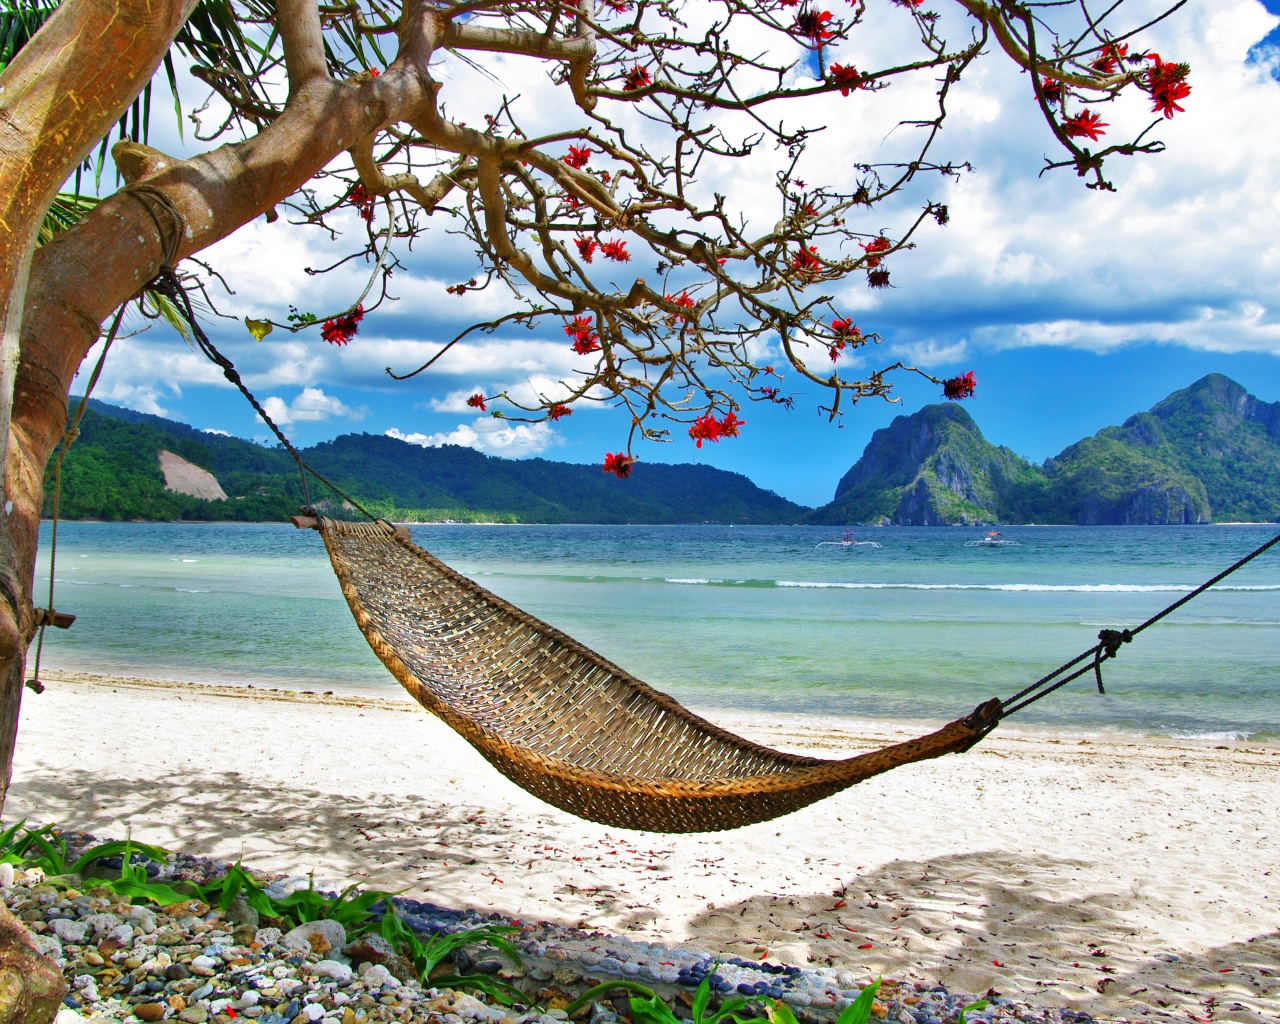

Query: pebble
9;828;1106;1024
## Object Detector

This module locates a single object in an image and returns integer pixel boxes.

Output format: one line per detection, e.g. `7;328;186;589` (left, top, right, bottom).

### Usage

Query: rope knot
1097;628;1132;658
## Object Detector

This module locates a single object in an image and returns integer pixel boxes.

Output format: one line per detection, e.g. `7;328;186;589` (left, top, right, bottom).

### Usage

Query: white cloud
386;418;558;457
261;387;365;425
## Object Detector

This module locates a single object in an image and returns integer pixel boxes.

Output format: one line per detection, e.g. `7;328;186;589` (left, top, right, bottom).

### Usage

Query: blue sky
81;0;1280;508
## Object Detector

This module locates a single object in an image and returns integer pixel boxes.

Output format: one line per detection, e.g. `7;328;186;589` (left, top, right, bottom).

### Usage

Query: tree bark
0;0;199;811
0;902;66;1024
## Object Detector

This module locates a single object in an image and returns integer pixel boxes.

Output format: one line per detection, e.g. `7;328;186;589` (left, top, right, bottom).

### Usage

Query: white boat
816;528;882;549
965;529;1021;548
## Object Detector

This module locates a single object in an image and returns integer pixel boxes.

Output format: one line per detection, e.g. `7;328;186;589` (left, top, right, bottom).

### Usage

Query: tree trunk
0;0;199;811
0;903;66;1024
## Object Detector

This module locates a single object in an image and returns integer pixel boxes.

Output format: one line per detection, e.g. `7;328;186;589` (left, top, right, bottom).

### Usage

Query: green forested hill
47;400;805;524
805;374;1280;525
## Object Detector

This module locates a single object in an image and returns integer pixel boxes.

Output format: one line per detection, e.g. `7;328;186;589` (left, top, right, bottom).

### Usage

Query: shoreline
34;666;1280;748
10;669;1280;1022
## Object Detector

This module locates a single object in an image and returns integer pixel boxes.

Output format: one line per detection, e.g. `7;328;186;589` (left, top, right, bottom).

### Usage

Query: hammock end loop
960;697;1004;746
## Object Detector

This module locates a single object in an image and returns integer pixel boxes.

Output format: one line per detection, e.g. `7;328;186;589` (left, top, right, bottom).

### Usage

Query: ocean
32;521;1280;741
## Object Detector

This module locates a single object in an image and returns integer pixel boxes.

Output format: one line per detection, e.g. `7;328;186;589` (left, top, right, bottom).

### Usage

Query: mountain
806;375;1280;525
801;404;1046;525
47;400;805;524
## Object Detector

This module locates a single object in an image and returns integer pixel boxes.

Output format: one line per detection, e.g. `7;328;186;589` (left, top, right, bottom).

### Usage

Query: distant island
49;373;1280;525
49;399;803;525
803;373;1280;526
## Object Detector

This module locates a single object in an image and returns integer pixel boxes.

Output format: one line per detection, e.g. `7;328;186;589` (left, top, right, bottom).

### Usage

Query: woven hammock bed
297;516;1003;833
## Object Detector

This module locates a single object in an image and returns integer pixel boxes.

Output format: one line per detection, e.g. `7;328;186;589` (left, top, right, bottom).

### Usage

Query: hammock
297;516;1003;833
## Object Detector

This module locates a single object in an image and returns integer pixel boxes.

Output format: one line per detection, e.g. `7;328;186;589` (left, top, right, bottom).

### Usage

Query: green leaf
835;981;881;1024
957;1000;989;1024
766;1001;801;1024
431;975;531;1007
628;994;682;1024
564;982;659;1019
692;974;713;1024
70;838;170;877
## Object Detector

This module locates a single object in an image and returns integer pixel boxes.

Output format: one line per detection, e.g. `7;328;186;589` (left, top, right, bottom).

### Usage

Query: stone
190;955;219;976
135;1003;167;1021
342;934;417;984
254;928;282;948
31;933;62;959
180;1006;210;1024
281;935;311;958
55;1010;87;1024
51;919;90;944
358;964;394;989
233;993;261;1010
167;965;191;981
155;928;185;946
0;864;13;889
129;908;158;934
170;996;188;1012
283;921;345;957
83;913;122;937
313;961;354;984
302;1005;324;1022
108;924;136;946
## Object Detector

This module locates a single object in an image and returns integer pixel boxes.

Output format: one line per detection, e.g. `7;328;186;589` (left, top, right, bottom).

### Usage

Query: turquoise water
32;522;1280;740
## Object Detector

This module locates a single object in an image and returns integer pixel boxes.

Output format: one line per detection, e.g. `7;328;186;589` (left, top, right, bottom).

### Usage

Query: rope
998;529;1280;719
121;188;380;524
26;303;128;694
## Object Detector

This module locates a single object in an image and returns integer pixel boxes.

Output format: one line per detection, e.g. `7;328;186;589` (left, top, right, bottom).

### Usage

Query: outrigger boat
816;527;883;549
965;529;1021;548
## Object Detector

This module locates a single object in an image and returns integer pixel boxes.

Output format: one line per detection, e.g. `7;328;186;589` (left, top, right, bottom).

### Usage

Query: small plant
379;901;521;982
630;966;752;1024
770;980;880;1024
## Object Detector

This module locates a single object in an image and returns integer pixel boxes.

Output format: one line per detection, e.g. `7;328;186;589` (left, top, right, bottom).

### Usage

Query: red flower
603;452;635;478
564;314;594;339
367;67;381;78
1091;42;1128;74
1039;76;1063;105
548;404;572;421
859;236;891;268
1146;54;1191;118
1063;109;1108;140
831;317;857;336
600;238;630;262
575;237;598;263
602;0;631;10
467;393;487;411
793;8;835;44
689;410;745;447
564;145;592;169
943;370;977;400
349;184;375;223
689;413;723;448
664;290;696;325
565;315;600;353
622;65;652;92
867;269;891;289
718;410;744;439
792;246;822;275
829;63;863;96
321;305;363;345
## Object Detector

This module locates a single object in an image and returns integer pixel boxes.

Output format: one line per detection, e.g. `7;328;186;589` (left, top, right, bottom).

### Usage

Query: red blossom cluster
563;145;592;169
367;67;380;77
830;317;861;361
601;0;631;11
575;237;598;263
943;370;977;401
599;238;630;262
663;290;696;325
622;65;652;92
467;393;487;411
829;64;863;96
867;269;891;289
602;452;636;478
1063;109;1109;140
565;315;601;354
320;305;363;345
446;278;477;295
791;246;822;277
792;8;835;44
547;404;572;421
859;236;891;268
349;184;375;223
688;410;746;448
1091;42;1129;74
1146;54;1191;118
1039;76;1064;106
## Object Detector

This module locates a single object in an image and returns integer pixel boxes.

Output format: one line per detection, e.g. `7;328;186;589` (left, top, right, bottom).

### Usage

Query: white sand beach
9;671;1279;1023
